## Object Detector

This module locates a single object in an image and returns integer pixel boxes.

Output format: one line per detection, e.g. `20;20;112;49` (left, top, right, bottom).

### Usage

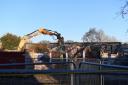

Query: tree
0;33;20;50
121;0;128;18
82;28;98;42
82;28;118;42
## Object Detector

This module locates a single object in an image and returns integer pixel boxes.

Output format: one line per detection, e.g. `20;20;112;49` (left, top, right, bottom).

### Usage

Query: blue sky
0;0;128;42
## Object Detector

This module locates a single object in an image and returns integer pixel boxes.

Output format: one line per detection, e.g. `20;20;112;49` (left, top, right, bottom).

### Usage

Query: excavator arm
17;27;64;52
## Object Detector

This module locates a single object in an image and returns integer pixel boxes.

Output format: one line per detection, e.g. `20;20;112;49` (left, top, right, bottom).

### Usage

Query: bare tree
121;0;128;18
82;28;97;42
82;28;118;42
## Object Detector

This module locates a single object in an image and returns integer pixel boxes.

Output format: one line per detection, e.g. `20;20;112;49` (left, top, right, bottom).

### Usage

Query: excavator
17;27;65;53
0;27;65;69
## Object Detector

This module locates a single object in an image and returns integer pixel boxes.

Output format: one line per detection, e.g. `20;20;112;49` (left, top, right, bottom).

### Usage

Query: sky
0;0;128;42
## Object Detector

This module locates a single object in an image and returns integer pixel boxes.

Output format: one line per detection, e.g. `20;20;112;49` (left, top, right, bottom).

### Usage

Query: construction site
1;0;128;85
0;28;128;85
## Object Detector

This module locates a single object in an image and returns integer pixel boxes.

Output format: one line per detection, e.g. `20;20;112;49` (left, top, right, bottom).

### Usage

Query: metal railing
0;57;128;85
77;58;128;85
79;61;128;69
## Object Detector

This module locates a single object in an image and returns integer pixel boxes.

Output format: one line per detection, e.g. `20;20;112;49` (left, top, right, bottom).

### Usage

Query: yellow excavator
17;27;65;52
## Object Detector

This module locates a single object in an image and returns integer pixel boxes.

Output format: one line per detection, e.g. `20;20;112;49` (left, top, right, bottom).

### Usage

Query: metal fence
77;58;128;85
0;58;128;85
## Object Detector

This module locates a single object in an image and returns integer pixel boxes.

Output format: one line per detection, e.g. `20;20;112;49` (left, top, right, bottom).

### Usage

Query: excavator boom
17;27;64;52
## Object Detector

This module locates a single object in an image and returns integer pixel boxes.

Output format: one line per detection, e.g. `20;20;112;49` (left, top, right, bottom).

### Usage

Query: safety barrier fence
0;61;76;68
0;58;128;85
78;60;128;85
0;69;128;75
79;61;128;69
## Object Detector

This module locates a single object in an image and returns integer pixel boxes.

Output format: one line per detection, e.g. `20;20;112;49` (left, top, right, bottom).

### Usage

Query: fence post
83;50;86;62
70;60;75;85
100;60;104;85
49;52;52;62
66;52;68;62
